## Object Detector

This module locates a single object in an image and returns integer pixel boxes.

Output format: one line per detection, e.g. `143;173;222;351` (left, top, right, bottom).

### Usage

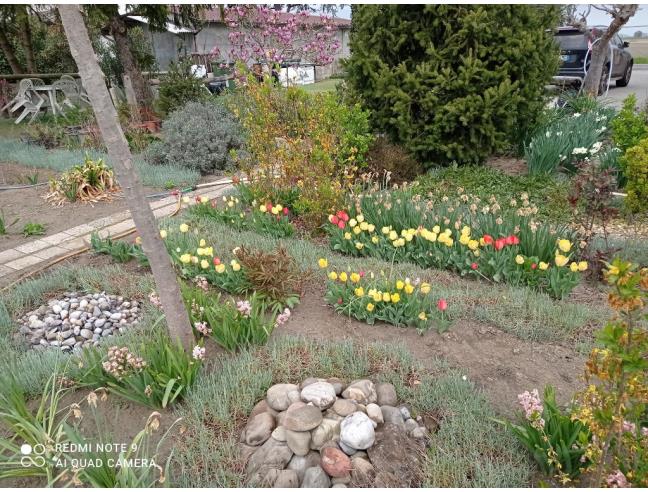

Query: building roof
201;8;351;28
126;15;196;34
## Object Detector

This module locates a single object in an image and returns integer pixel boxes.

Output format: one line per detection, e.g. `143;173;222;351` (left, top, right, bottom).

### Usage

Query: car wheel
598;64;610;95
616;61;633;87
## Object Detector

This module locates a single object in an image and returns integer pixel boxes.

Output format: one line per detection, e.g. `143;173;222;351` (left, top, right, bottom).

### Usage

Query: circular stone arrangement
240;378;429;488
16;292;141;351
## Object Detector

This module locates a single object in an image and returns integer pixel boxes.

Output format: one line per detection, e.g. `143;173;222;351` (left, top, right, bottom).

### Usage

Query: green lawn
301;78;340;93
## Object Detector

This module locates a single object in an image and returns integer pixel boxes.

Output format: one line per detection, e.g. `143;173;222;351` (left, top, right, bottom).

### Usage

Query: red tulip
494;239;506;251
213;257;221;265
266;202;272;211
483;234;494;245
437;298;448;311
337;221;346;229
531;263;537;270
331;215;339;225
283;207;289;216
505;235;515;246
471;262;478;270
512;235;520;245
359;270;365;277
337;298;343;305
195;196;202;203
336;210;345;219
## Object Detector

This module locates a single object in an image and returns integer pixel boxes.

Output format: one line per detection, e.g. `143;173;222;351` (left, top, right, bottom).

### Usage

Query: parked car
552;26;633;94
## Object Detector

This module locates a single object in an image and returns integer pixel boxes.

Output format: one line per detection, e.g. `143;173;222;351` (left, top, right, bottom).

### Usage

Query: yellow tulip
353;226;361;235
389;231;398;241
200;259;209;269
191;256;199;264
578;261;588;272
200;196;209;204
354;287;365;297
468;239;479;250
180;253;191;264
420;283;431;294
381;226;391;235
404;284;414;294
390;293;400;303
227;201;234;208
432;225;440;234
459;235;470;245
328;271;338;280
367;224;375;233
159;230;167;239
373;292;382;302
232;263;241;272
539;262;549;270
570;262;579;272
199;239;206;247
350;272;361;283
515;255;524;265
179;223;189;233
382;292;390;302
339;272;348;282
356;214;365;223
182;196;190;204
418;312;427;321
557;239;572;253
196;248;205;256
260;204;267;213
371;236;379;244
205;247;213;256
366;303;375;312
215;264;225;273
344;232;352;240
349;218;357;227
396;280;404;290
355;242;364;250
360;221;369;231
318;258;328;269
555;255;569;267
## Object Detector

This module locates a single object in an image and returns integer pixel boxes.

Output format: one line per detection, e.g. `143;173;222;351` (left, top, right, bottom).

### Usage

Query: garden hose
581;37;614;97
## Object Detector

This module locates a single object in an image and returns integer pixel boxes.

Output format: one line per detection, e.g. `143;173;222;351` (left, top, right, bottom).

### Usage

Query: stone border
0;182;233;286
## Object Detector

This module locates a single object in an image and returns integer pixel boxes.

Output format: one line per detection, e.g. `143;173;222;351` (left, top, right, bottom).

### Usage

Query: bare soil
275;283;586;417
486;155;528;176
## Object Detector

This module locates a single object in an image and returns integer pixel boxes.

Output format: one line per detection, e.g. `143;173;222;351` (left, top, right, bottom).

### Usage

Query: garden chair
52;78;83;109
1;79;32;115
31;78;45;86
14;90;44;124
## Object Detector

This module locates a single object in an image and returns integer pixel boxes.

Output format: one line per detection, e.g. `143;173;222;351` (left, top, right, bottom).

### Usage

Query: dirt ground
275;283;586;417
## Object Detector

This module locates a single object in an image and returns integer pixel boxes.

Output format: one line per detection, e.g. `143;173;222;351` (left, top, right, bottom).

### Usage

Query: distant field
626;37;648;59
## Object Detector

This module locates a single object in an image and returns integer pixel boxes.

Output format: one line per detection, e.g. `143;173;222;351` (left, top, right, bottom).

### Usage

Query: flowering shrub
325;188;584;299
187;194;294;238
571;260;648;487
182;283;281;352
320;259;450;333
499;386;591;484
224;77;372;229
73;336;203;409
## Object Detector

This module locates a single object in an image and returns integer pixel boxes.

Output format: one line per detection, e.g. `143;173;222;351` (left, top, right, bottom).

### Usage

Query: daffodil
366;303;375;312
179;223;189;233
159;230;167;239
180;253;191;264
318;258;328;269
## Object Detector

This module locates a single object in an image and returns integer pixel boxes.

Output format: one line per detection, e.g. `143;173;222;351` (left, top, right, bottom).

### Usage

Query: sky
334;5;648;36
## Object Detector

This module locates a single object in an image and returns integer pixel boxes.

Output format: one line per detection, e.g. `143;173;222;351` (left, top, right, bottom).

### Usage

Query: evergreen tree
345;5;560;166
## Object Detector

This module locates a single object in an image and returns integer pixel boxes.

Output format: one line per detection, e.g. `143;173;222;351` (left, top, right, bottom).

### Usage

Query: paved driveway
601;64;648;108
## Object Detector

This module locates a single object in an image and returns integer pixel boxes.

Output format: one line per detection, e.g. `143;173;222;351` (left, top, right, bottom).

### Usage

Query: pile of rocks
16;292;141;351
240;378;428;488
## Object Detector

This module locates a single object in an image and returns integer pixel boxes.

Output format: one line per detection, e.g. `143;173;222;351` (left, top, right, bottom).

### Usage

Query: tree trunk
17;7;36;73
0;25;24;74
58;4;195;352
109;15;152;108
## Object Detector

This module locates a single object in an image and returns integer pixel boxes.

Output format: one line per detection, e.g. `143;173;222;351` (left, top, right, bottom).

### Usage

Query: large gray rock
301;466;331;488
246;437;293;479
339;412;375;450
287;451;321;483
376;382;398;406
284;402;323;432
301;382;336;409
242;412;275;446
250;399;279;419
286;429;311;456
271;425;287;442
341;380;377;405
327;377;345;395
273;469;299;488
350;457;375;487
366;403;383;426
267;383;300;411
380;405;405;426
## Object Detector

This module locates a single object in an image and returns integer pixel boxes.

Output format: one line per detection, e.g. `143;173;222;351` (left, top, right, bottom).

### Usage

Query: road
601;64;648;108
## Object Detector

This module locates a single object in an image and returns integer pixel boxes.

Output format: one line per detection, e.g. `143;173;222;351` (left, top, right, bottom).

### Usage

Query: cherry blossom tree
223;5;340;70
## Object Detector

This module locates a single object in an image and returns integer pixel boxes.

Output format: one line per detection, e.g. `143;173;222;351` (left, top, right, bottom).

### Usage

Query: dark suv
553;26;633;93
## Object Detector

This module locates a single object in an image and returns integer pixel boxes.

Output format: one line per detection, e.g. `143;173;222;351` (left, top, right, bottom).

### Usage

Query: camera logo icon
20;443;46;467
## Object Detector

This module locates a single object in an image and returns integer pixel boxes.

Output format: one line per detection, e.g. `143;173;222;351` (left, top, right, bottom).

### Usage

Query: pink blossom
236;300;252;317
275;307;291;327
622;420;636;434
192;345;205;361
642;427;648;437
517;389;544;429
195;321;211;336
148;292;162;309
607;470;630;488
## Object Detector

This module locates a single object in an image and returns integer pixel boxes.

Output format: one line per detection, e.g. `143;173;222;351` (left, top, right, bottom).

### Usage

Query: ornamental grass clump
45;156;119;204
325;187;584;299
319;258;450;333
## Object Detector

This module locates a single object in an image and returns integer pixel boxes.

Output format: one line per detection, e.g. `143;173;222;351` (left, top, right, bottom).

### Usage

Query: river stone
380;405;405;426
321;447;352;478
411;427;426;439
327;377;344;395
243;412;275;446
287;451;321;483
376;382;397;406
331;475;352;485
338;441;356;455
350;457;375;487
267;384;300;411
332;484;347;488
301;382;337;409
332;399;356;417
300;377;323;389
366;403;383;426
399;406;411;420
271;426;287;442
340;412;375;450
250;399;279;419
310;418;341;450
284;402;323;432
246;437;293;478
404;419;418;433
285;429;311;456
301;466;330;488
341;380;377;405
94;318;106;328
273;469;299;488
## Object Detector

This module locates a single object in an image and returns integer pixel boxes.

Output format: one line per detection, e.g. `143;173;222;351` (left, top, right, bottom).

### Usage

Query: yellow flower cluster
221;195;240;208
260;203;284;215
553;239;587;271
